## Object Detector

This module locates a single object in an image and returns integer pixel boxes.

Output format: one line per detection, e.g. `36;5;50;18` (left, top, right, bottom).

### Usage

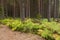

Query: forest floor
0;24;45;40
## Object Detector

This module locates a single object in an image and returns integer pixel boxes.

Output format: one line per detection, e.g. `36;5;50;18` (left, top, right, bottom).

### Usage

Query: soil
0;24;45;40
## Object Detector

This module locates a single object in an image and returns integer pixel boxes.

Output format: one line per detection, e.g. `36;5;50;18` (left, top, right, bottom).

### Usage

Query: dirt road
0;25;45;40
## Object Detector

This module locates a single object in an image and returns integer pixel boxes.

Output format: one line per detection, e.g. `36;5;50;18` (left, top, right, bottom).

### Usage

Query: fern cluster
0;18;60;40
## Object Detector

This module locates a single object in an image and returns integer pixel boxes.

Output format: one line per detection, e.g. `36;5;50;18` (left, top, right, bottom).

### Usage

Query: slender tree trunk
1;0;4;19
0;0;2;19
54;0;57;18
59;0;60;17
41;0;43;18
25;0;30;18
38;0;40;16
48;0;51;21
4;0;8;18
19;0;25;20
13;0;16;18
5;0;8;18
56;0;59;18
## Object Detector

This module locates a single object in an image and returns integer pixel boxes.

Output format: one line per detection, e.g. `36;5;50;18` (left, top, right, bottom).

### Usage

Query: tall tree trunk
48;0;51;21
4;0;8;18
1;0;4;19
20;0;25;20
56;0;59;18
25;0;30;18
38;0;40;16
59;0;60;17
13;0;16;18
54;0;57;18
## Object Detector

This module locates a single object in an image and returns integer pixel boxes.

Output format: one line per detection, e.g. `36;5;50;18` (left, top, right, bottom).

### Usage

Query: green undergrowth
0;18;60;40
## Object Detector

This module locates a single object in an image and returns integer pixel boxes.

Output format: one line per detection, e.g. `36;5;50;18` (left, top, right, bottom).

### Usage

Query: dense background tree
0;0;60;20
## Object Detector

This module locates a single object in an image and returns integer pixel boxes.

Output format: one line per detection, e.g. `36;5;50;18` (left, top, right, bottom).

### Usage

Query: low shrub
0;18;60;40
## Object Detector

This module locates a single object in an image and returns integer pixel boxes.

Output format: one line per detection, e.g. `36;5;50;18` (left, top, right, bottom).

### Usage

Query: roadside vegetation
0;18;60;40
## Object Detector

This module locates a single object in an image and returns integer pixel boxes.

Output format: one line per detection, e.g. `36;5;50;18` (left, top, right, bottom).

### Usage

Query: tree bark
1;0;4;19
25;0;30;18
48;0;52;21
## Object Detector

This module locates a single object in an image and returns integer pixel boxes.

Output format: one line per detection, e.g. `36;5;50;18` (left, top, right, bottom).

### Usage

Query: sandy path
0;25;45;40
